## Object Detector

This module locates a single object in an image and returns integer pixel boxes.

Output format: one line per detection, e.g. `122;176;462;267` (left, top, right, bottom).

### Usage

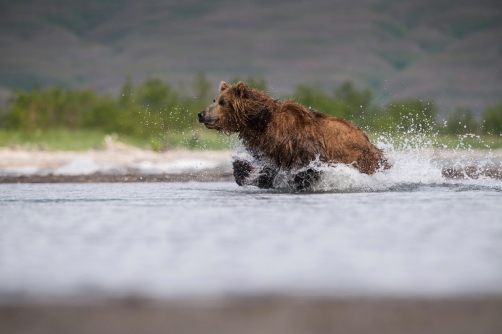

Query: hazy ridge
1;0;501;114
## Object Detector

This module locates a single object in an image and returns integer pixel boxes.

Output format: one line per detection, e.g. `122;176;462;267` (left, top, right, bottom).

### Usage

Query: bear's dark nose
198;110;205;122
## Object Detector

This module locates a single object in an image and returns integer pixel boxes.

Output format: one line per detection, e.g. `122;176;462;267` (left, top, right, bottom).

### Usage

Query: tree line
1;72;501;137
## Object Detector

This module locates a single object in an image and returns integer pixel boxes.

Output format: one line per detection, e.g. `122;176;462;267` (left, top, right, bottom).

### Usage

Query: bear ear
233;81;249;98
219;81;229;92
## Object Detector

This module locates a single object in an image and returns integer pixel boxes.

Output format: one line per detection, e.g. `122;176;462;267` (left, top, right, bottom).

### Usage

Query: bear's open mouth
204;119;219;128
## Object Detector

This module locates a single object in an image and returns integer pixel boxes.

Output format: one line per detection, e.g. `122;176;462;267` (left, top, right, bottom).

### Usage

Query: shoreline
0;171;234;184
1;167;501;183
1;144;502;183
1;296;501;334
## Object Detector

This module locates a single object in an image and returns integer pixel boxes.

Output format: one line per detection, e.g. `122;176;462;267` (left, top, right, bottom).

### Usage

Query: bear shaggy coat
198;81;389;189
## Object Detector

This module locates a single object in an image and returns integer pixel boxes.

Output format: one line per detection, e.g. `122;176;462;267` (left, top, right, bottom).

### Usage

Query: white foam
236;132;501;193
311;150;444;193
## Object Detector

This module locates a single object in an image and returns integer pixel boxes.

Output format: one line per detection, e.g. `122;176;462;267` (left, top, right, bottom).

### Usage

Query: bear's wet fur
198;81;390;189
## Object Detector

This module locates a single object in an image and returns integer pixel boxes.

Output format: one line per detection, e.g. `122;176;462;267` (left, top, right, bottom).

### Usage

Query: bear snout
198;110;205;123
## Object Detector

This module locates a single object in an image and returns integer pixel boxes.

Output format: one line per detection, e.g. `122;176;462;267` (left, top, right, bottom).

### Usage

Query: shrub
334;81;373;120
483;102;502;136
379;99;436;133
3;87;100;130
443;107;480;135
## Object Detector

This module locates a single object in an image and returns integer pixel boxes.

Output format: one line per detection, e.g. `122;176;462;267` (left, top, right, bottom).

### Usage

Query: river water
1;170;502;301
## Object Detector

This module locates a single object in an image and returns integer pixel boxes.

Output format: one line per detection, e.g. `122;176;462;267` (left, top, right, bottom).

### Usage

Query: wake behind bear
198;81;390;190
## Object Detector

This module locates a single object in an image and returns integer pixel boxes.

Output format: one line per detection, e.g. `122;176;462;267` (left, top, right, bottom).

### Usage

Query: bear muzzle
198;110;219;128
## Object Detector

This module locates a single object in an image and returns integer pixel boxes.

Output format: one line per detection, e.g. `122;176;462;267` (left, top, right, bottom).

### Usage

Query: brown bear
198;81;389;190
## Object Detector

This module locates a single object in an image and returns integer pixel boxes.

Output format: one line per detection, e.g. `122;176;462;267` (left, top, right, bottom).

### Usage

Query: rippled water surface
1;178;501;301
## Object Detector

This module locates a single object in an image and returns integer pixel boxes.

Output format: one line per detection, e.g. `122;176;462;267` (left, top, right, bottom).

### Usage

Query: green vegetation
0;73;215;133
373;99;436;133
0;129;237;151
1;73;501;151
483;103;502;136
444;107;480;135
0;129;114;151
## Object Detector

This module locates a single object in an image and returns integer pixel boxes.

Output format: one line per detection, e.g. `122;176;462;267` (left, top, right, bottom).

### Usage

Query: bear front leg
232;160;278;189
233;160;253;186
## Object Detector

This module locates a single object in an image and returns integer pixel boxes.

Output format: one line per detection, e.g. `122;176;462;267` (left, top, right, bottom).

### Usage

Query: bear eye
213;99;215;103
219;99;225;106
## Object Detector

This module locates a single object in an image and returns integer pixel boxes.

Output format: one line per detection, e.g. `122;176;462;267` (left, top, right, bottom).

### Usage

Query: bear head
198;81;271;135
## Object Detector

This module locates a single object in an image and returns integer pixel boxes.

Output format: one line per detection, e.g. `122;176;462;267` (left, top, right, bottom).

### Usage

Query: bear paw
255;166;278;189
233;160;253;186
292;168;321;191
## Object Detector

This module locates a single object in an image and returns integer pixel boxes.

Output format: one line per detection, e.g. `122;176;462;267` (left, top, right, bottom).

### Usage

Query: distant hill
1;0;501;114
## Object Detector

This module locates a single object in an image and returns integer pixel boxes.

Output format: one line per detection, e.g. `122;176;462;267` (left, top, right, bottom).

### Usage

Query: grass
0;129;110;151
0;128;238;151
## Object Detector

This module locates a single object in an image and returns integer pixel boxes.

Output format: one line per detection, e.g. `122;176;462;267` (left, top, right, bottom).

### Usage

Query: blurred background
1;2;502;333
0;0;501;149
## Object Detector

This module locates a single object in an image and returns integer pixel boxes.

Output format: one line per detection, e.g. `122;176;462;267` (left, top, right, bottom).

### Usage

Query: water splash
234;130;502;193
